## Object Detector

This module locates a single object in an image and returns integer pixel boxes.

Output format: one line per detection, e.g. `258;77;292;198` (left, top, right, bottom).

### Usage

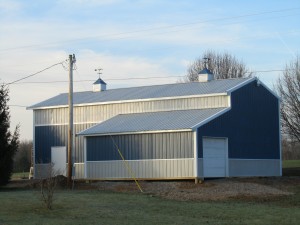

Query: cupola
198;57;214;82
93;78;107;92
198;68;214;82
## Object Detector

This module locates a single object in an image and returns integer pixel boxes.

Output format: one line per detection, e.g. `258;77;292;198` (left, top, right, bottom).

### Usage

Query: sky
0;0;299;140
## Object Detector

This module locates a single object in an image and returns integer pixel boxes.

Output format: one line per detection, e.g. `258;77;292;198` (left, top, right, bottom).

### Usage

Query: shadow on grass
283;167;300;176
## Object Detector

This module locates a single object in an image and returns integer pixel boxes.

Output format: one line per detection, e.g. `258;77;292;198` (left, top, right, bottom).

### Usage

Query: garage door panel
203;138;227;177
204;168;226;177
204;151;225;157
205;158;225;166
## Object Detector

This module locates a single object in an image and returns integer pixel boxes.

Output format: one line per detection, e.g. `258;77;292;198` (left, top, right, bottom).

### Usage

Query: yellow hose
110;135;143;193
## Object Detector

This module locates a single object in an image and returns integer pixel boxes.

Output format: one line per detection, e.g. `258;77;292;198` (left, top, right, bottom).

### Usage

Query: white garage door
203;138;227;177
51;146;67;176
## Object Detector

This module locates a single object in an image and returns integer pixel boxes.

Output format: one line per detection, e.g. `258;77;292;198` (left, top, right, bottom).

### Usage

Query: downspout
193;131;198;183
84;136;87;179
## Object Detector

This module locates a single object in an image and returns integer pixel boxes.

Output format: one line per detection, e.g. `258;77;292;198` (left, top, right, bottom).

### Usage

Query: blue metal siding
35;124;95;163
197;81;280;159
86;132;194;161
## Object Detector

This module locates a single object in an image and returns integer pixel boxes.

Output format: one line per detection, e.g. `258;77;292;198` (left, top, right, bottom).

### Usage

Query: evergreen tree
0;84;19;185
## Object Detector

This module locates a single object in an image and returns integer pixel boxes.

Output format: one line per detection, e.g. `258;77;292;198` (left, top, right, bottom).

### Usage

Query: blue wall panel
86;132;194;161
198;81;280;159
35;124;94;163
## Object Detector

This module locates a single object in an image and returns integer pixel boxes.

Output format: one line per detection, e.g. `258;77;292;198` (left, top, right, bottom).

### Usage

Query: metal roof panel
78;108;228;135
28;78;251;109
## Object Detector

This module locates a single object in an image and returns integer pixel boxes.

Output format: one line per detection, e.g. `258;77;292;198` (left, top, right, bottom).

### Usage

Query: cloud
4;47;181;140
0;0;21;12
75;49;180;88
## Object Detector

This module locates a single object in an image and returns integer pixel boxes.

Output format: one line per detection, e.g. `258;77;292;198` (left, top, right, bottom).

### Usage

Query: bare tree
276;56;300;142
185;50;253;82
39;163;59;210
282;137;300;160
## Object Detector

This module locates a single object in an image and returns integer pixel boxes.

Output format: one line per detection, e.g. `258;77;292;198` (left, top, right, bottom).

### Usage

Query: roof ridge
28;77;253;109
64;77;251;95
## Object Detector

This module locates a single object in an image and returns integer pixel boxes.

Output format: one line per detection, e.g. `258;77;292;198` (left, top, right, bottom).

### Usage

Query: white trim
27;93;228;110
226;77;256;93
33;112;36;178
229;158;281;161
79;129;192;137
193;131;198;179
257;78;280;99
227;94;231;107
34;121;99;127
191;107;231;130
227;77;280;99
278;98;282;176
86;158;194;163
75;121;104;136
225;138;229;177
84;137;87;179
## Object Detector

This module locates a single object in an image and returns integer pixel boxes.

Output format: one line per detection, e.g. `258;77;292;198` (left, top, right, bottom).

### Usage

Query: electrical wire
4;69;295;85
8;104;28;108
5;60;68;86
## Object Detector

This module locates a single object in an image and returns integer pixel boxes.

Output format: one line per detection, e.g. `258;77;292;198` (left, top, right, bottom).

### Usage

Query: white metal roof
77;108;228;136
28;78;254;109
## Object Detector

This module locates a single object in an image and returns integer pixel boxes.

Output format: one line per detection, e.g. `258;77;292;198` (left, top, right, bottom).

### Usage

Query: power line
0;7;299;53
6;76;183;85
5;60;68;86
4;68;294;85
8;104;28;108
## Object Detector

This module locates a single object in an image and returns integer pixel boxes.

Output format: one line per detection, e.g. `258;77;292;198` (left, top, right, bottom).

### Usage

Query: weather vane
203;57;210;69
94;68;103;79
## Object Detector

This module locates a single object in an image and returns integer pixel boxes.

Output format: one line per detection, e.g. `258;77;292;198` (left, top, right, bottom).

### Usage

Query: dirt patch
6;177;298;201
86;178;294;201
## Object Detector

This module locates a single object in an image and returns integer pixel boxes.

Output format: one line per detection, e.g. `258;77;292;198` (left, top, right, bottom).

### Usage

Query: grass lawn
3;161;299;224
11;172;29;180
282;160;300;168
0;188;300;225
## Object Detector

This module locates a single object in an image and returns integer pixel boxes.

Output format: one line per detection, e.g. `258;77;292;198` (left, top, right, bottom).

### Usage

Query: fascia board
257;78;280;99
226;77;280;100
226;77;256;94
77;129;192;137
191;107;231;130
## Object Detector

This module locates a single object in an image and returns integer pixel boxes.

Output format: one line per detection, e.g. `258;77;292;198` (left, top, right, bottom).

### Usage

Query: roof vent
198;58;214;82
93;78;106;92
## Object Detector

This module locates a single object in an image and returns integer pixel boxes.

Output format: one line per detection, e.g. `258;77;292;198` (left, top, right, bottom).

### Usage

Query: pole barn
28;69;281;181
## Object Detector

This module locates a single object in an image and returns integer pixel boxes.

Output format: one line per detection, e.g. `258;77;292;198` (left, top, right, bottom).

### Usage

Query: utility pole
67;54;75;188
